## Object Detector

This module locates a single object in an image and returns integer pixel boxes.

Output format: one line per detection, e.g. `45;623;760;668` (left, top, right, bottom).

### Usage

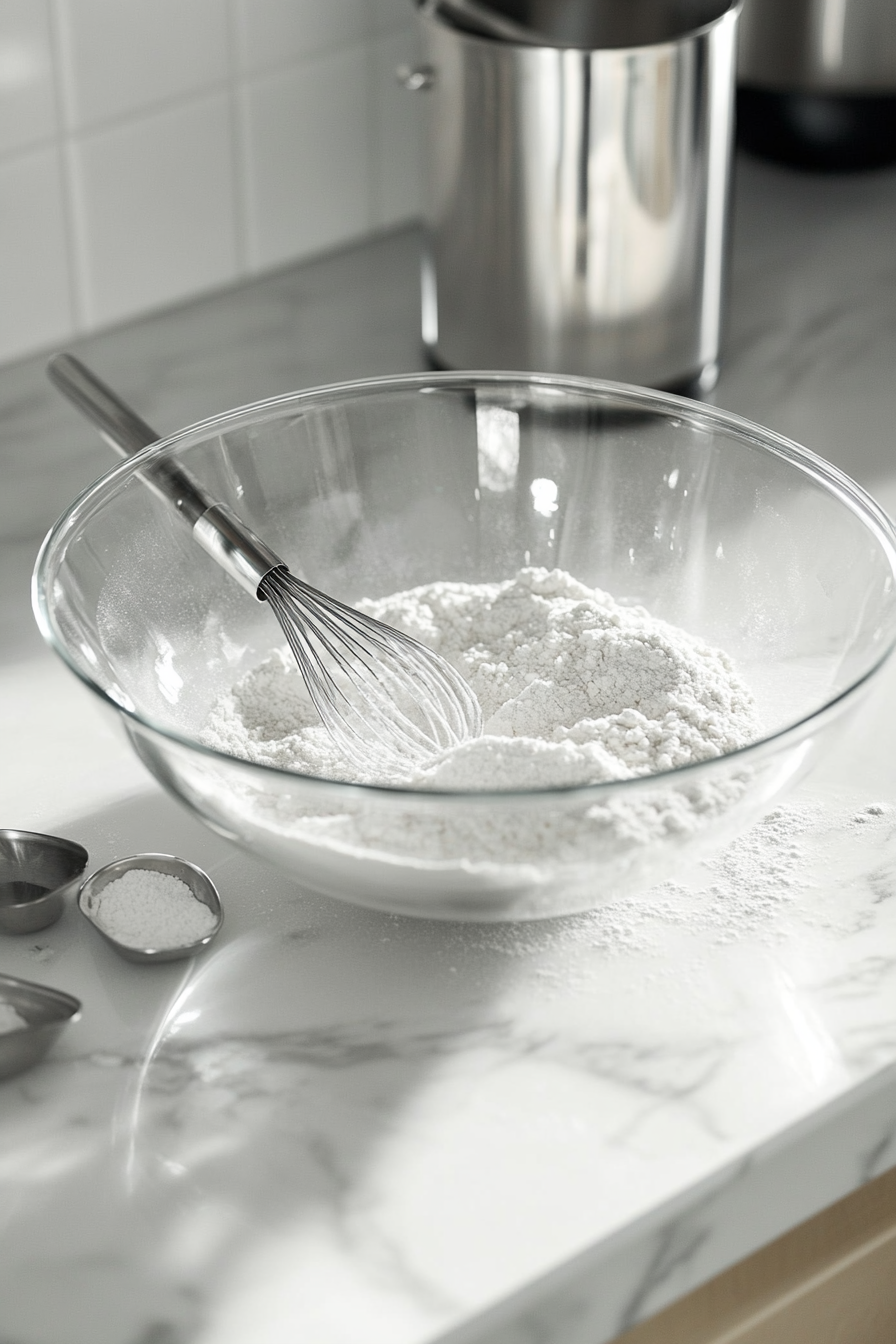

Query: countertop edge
441;1059;896;1344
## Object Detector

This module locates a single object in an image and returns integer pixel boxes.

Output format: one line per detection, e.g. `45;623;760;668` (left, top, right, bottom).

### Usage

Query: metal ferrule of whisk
191;504;284;598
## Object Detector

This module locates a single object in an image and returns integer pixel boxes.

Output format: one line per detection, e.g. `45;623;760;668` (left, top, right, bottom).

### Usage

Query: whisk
48;354;482;774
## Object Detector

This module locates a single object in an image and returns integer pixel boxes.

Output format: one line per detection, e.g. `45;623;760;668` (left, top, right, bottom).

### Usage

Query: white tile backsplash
372;0;417;35
0;147;72;363
0;0;422;365
0;0;58;155
68;94;239;327
55;0;230;130
233;0;371;75
242;44;370;271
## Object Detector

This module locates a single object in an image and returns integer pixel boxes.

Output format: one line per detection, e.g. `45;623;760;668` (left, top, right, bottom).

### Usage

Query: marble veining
2;154;896;1343
3;777;896;1344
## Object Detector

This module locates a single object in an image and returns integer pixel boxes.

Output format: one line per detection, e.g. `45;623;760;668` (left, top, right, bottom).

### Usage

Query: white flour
195;568;765;908
203;567;760;792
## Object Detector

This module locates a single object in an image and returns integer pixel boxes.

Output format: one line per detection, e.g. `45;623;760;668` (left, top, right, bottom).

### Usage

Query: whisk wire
258;569;480;773
263;583;387;769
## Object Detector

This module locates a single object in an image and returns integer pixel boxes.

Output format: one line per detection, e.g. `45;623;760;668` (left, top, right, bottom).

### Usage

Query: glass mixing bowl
34;373;896;920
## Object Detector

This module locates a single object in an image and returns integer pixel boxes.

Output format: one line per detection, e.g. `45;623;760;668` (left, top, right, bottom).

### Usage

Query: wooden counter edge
616;1164;896;1344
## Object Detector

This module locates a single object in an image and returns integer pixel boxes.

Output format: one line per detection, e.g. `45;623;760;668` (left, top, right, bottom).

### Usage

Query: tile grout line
0;6;418;365
45;0;84;337
224;0;249;279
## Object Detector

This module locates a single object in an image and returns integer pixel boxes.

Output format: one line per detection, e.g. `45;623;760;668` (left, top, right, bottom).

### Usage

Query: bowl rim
32;368;896;803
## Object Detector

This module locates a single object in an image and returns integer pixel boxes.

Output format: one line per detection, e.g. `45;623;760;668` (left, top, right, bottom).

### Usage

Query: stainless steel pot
408;0;741;392
739;0;896;93
737;0;896;169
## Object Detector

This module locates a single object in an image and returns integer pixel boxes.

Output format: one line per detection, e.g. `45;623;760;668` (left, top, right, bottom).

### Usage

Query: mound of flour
202;567;760;789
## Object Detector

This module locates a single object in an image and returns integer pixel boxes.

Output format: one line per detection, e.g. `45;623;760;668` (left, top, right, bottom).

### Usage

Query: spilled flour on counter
431;801;896;966
203;567;761;791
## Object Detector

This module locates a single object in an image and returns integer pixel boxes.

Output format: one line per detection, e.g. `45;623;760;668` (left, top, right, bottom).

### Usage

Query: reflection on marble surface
3;153;896;1343
3;751;896;1343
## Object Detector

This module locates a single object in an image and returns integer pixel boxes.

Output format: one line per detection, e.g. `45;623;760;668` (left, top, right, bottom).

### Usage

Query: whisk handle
48;352;285;599
193;504;286;597
47;352;213;527
49;352;159;455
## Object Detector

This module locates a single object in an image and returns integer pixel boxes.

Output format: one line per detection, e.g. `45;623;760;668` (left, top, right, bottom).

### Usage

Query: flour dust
202;567;761;792
196;567;769;899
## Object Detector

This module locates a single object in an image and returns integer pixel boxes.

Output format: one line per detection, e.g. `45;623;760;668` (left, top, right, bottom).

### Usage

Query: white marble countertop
2;155;896;1344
